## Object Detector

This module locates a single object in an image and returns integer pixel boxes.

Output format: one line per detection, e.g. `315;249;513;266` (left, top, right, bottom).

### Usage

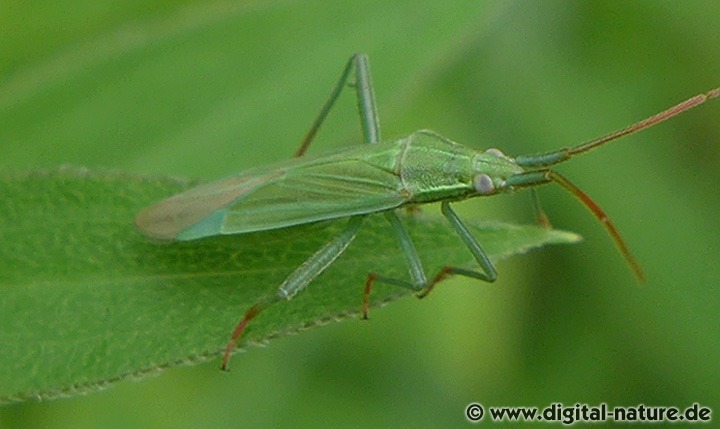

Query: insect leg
353;54;380;145
416;201;497;298
361;202;497;317
221;215;365;370
362;272;425;320
361;210;430;319
295;53;379;156
530;189;552;228
276;215;365;299
384;211;427;286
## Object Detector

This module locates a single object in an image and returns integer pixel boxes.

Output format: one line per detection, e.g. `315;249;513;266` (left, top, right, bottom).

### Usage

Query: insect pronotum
135;54;719;370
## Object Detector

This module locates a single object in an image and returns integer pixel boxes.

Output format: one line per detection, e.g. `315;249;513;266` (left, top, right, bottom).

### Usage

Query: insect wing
135;171;281;241
136;150;407;241
220;155;406;235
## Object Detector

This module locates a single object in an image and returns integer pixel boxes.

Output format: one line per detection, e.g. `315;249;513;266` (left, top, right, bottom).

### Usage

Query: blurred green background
2;0;719;427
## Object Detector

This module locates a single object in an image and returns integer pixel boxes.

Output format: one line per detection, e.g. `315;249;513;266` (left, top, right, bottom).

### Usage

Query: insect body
135;130;522;241
135;54;719;370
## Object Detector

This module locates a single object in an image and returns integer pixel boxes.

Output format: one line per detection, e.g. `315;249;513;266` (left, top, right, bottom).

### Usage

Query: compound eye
474;174;495;195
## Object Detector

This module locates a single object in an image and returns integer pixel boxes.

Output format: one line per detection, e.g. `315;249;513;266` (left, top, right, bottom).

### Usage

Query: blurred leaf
0;167;580;402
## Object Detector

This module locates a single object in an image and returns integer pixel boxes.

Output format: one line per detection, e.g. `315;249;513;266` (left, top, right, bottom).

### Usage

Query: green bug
135;54;719;370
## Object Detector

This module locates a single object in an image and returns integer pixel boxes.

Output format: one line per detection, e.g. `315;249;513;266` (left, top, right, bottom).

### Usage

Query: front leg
362;202;497;318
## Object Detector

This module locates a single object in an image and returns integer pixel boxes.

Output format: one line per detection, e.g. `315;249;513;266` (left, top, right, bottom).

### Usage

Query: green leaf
0;167;579;402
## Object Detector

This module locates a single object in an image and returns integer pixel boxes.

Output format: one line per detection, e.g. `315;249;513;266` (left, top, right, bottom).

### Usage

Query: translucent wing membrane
136;146;408;241
221;157;406;234
135;173;277;241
